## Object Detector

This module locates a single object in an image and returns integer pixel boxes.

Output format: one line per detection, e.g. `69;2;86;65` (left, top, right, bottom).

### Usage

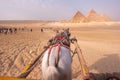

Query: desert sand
0;21;120;79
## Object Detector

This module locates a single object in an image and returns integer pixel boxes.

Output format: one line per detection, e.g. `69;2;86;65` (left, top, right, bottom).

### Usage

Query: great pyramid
86;9;102;22
70;11;88;23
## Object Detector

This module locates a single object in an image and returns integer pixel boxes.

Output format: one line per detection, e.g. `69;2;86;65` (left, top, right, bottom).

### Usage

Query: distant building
60;19;67;23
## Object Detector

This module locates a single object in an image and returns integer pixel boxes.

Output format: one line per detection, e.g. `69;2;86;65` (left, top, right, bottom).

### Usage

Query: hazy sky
0;0;120;21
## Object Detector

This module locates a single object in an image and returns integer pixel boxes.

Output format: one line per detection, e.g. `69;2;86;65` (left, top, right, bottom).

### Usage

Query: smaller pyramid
60;19;67;23
101;14;112;21
70;11;88;23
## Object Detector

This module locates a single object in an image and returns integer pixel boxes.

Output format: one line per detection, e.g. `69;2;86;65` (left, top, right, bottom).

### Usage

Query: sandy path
0;26;120;79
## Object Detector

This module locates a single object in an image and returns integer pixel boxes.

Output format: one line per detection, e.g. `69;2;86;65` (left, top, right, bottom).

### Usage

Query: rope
72;40;91;80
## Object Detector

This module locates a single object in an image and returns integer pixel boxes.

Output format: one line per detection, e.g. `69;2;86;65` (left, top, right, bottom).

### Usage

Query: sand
0;22;120;79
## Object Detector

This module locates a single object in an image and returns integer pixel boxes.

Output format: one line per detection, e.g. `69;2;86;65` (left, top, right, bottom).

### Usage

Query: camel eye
107;77;119;80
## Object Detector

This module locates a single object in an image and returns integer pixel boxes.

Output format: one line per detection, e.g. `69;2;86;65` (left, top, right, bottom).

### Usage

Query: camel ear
67;28;69;31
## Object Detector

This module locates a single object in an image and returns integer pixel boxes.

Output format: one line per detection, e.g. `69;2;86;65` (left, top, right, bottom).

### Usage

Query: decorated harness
47;29;71;67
